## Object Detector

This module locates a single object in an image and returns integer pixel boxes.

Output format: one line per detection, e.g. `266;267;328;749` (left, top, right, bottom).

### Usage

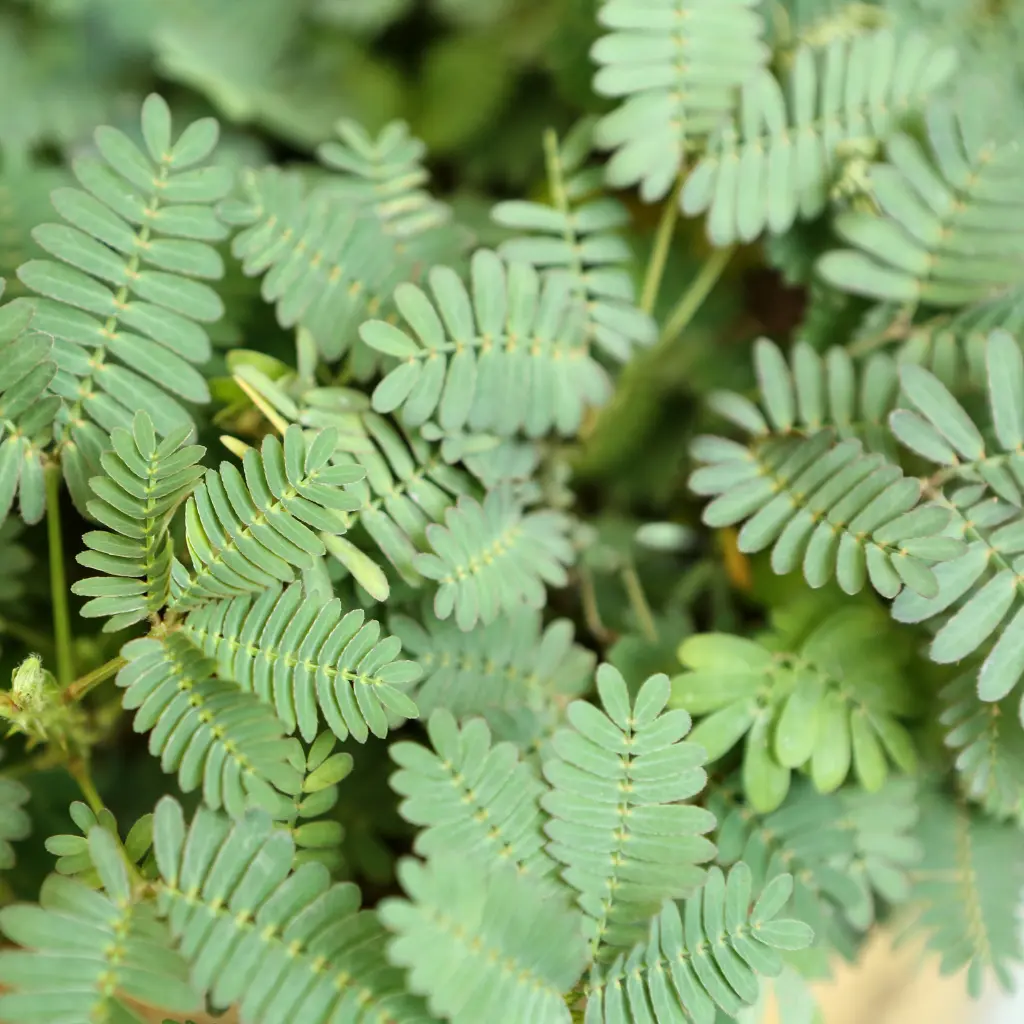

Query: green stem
621;562;658;642
639;176;685;315
45;462;74;688
67;758;103;815
63;656;127;704
579;565;611;644
659;244;736;349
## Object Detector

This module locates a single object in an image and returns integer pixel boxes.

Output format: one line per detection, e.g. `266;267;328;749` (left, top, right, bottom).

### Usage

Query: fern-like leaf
151;796;431;1023
183;580;421;743
19;94;230;440
317;118;450;237
698;336;899;453
714;778;921;956
906;789;1024;996
493;122;656;361
672;606;919;811
44;801;155;888
116;633;304;817
681;29;957;243
0;285;58;528
585;864;813;1024
315;409;472;585
72;411;204;631
221;116;460;363
889;335;1024;712
169;424;364;611
379;854;588;1024
0;829;199;1023
390;604;594;725
591;0;769;202
940;674;1024;822
542;665;716;954
691;429;963;599
819;97;1024;305
362;249;611;438
413;485;575;631
390;708;555;881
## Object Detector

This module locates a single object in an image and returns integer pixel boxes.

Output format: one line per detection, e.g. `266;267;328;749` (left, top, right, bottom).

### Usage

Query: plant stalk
63;656;128;704
639;176;685;315
659;244;736;348
67;757;104;815
45;462;74;688
621;562;659;642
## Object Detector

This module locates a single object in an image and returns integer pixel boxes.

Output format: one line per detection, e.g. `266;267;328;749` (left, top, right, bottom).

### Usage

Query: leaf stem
639;176;685;315
45;462;74;688
659;244;736;348
621;562;658;642
67;757;104;815
63;656;127;704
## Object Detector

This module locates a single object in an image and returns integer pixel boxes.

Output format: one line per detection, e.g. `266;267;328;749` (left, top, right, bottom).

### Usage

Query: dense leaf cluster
0;1;1023;1022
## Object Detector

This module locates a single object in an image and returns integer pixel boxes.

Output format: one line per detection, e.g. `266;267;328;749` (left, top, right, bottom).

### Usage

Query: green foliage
681;27;957;244
673;605;919;811
585;865;814;1024
2;4;1024;1022
592;0;769;201
907;789;1024;996
819;96;1024;305
381;855;587;1024
184;581;421;743
542;666;716;954
493;122;657;361
714;778;922;954
73;411;205;630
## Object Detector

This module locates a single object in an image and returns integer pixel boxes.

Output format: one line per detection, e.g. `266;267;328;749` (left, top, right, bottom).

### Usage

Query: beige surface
766;930;971;1024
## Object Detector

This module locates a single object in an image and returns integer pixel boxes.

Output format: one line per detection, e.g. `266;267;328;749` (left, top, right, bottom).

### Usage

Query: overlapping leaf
380;855;587;1024
317;117;450;237
220;117;458;361
940;674;1024;822
690;428;963;599
116;633;304;817
19;94;230;441
0;283;58;528
413;485;575;632
493;121;655;362
682;29;957;243
585;864;813;1024
0;829;199;1024
591;0;769;202
72;411;205;631
906;789;1024;996
542;665;716;955
890;335;1024;714
698;336;900;452
183;580;420;744
151;797;430;1023
713;778;921;957
169;424;364;610
389;604;594;728
315;410;472;586
672;606;919;811
362;249;611;438
389;708;555;880
819;97;1024;305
